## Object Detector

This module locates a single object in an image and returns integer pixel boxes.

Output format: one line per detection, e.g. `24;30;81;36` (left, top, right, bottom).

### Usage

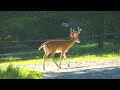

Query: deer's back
44;40;71;53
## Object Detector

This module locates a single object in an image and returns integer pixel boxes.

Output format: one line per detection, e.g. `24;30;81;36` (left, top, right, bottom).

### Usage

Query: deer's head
70;26;82;43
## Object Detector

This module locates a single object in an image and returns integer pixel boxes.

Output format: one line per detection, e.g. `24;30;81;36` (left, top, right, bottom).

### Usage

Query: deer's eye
73;33;78;38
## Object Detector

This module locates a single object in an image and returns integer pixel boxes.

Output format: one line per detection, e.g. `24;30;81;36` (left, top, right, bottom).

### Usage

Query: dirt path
41;60;120;79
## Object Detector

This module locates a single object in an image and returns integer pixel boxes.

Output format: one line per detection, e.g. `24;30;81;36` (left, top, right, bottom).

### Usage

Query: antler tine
70;28;73;34
79;28;82;31
78;26;82;33
73;29;74;32
78;26;80;30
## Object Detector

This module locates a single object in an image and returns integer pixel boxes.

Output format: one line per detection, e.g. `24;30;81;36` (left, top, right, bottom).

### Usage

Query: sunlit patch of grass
0;59;40;66
0;58;57;67
67;53;120;62
0;64;43;79
0;56;21;61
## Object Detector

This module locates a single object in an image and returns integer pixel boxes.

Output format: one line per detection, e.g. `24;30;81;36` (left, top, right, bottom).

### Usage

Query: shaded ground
43;66;120;79
42;60;120;79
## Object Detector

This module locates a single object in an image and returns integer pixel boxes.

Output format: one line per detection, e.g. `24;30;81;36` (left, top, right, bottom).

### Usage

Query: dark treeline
0;11;120;49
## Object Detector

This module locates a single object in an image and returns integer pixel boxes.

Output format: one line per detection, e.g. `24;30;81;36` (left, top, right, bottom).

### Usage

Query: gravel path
24;60;120;79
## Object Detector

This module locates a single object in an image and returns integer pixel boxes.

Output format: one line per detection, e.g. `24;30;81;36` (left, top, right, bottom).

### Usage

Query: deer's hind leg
43;45;50;70
43;52;49;70
63;53;70;67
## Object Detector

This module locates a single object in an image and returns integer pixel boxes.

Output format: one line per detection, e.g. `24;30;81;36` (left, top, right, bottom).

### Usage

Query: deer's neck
68;37;77;48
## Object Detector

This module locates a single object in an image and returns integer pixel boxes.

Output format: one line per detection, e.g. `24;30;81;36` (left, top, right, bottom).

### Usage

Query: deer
38;26;82;70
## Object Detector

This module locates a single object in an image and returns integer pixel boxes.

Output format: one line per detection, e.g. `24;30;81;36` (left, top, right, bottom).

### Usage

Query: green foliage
0;11;120;47
0;16;38;31
68;42;120;57
0;64;43;79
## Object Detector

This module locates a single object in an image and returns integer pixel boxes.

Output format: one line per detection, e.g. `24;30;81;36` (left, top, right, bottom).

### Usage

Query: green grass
0;64;43;79
0;58;52;66
67;54;120;62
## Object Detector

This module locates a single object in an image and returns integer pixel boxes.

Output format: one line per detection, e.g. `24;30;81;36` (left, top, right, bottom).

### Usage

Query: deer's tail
38;43;45;51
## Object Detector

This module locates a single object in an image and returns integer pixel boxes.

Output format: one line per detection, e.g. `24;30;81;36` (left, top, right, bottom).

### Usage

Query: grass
68;42;120;56
68;54;120;62
0;64;43;79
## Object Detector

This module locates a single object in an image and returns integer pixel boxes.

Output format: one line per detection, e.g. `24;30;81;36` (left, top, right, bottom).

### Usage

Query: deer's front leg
50;52;60;69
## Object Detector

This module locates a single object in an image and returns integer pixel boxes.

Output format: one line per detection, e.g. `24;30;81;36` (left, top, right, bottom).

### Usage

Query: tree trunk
16;30;19;41
97;12;104;49
98;29;104;48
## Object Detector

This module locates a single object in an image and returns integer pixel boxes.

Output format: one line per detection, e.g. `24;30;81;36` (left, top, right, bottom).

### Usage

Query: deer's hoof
68;64;70;67
43;67;45;71
59;66;61;69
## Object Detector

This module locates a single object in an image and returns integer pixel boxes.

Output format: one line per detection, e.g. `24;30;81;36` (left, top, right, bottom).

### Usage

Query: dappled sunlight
0;56;21;62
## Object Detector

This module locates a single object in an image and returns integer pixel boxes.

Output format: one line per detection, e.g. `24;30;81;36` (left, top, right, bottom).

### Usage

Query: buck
38;26;82;70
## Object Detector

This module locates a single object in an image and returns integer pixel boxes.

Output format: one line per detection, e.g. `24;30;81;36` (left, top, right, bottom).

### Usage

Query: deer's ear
70;33;73;37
